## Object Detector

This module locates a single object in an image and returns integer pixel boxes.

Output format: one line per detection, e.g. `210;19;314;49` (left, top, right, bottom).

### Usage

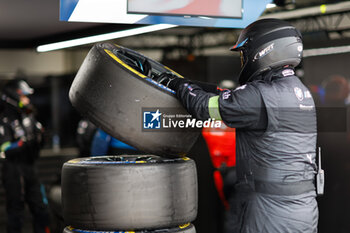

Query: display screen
127;0;243;19
61;0;271;28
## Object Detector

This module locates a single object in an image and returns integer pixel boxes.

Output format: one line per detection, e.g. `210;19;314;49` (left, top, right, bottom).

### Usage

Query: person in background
163;18;318;232
316;75;350;233
0;79;50;233
201;79;237;233
324;75;350;106
202;123;236;232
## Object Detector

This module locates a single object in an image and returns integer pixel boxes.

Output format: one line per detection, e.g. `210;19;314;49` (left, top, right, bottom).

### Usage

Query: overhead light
266;3;277;9
37;24;177;52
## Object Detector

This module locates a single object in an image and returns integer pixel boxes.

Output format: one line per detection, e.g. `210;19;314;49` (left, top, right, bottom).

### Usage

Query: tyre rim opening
70;155;190;164
111;46;181;90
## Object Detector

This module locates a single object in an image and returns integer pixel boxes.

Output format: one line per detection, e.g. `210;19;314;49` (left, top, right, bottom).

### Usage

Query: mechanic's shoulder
233;81;261;95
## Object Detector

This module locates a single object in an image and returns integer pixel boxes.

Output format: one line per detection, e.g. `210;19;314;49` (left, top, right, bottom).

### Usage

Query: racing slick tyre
62;155;198;231
69;43;200;157
63;223;196;233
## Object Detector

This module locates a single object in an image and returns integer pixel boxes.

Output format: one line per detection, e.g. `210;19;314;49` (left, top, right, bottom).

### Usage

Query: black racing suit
0;100;50;233
176;67;318;233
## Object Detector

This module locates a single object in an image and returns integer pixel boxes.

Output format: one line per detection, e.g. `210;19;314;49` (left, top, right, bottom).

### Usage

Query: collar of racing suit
248;66;296;83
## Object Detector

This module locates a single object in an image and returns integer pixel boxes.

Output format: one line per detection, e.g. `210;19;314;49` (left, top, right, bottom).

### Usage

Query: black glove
168;78;220;93
191;80;220;94
168;77;188;91
156;73;189;91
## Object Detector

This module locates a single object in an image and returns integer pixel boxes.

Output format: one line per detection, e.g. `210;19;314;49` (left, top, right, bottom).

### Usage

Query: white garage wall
0;49;89;79
0;47;163;82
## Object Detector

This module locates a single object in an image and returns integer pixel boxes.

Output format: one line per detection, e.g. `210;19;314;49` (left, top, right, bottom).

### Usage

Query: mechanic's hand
156;73;178;86
156;72;190;91
167;77;186;91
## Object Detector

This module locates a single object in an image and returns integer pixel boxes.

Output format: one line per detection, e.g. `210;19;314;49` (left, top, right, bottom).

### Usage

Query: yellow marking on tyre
67;225;135;232
182;157;190;161
104;49;147;78
135;161;146;164
164;66;184;78
179;223;190;229
67;158;80;164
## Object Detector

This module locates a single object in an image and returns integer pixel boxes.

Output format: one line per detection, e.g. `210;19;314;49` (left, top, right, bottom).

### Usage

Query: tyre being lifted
69;43;200;157
62;155;198;231
63;223;196;233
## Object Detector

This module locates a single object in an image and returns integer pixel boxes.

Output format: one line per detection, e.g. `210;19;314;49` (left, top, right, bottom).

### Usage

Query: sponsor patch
299;104;314;111
282;69;295;77
294;87;304;101
222;91;231;100
185;83;193;91
304;90;312;99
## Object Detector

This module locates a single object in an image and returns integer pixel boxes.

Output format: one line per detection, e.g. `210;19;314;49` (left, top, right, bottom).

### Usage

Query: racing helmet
230;18;303;85
2;79;34;107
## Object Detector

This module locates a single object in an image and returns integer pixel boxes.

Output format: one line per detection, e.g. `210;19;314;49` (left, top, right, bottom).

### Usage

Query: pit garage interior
0;0;350;232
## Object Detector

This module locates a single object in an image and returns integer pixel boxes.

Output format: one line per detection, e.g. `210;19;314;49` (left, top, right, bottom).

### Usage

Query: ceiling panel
1;0;350;49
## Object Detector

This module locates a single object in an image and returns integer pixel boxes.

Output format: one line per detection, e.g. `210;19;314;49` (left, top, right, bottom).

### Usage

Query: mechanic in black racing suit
0;79;50;233
162;18;319;232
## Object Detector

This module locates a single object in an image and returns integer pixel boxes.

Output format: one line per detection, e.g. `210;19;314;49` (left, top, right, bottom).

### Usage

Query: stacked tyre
69;42;200;157
64;43;200;232
63;224;196;233
61;155;197;233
